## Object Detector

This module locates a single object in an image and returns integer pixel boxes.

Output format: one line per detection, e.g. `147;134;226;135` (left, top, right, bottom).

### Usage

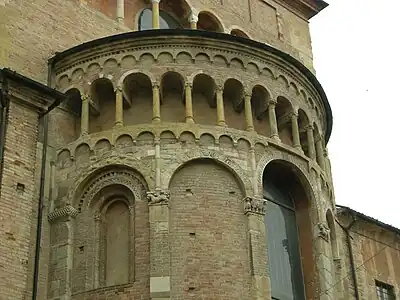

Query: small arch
160;130;177;145
57;74;70;89
223;78;245;130
230;58;245;70
74;143;90;164
123;72;153;125
86;63;101;81
179;131;196;145
247;62;260;74
213;54;229;67
192;73;217;125
194;53;211;64
289;82;299;95
94;139;112;156
120;55;136;69
237;138;251;152
251;85;271;137
277;74;289;88
136;131;155;146
103;58;118;76
230;28;249;38
176;51;193;64
71;68;84;83
197;11;224;32
56;149;72;169
261;67;274;79
276;96;294;146
115;134;134;151
219;135;234;149
160;71;185;123
199;133;215;147
157;52;174;63
138;53;156;65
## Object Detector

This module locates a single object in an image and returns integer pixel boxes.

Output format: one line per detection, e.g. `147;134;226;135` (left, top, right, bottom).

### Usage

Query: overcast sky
310;0;400;228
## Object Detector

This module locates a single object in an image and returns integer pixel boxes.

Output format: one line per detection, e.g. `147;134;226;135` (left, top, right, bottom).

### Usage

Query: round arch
197;10;225;33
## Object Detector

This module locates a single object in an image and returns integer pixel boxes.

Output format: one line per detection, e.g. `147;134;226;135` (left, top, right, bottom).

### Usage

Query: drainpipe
0;70;10;190
32;57;64;300
339;212;359;300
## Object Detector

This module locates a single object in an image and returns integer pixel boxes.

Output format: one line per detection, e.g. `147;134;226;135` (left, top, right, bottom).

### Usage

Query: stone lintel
48;205;79;223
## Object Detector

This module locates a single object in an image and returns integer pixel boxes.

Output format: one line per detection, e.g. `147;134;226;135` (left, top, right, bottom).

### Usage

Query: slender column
316;135;326;171
306;125;316;160
244;93;254;131
115;86;123;127
151;0;161;29
268;101;279;140
250;147;258;195
81;94;89;135
155;137;161;188
185;83;194;123
116;0;124;23
93;213;101;289
189;10;198;29
291;112;302;151
152;83;161;123
216;86;226;126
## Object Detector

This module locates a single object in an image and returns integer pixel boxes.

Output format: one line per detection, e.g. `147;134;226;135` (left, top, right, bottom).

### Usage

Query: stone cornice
276;0;328;20
48;205;79;223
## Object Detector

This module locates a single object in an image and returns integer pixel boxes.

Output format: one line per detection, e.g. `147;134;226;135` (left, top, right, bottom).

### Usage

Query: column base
270;134;280;142
185;117;194;124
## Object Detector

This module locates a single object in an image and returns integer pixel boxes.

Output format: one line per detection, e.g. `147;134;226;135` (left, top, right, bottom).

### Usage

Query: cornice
276;0;329;20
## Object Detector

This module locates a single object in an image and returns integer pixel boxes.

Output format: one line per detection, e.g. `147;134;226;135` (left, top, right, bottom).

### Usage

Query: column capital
185;82;193;89
216;84;224;92
244;196;266;215
290;111;298;118
147;188;170;205
151;0;160;3
48;205;79;223
316;222;330;242
152;82;160;89
189;10;199;23
81;94;90;102
244;92;252;99
114;86;123;93
305;124;314;131
269;100;277;107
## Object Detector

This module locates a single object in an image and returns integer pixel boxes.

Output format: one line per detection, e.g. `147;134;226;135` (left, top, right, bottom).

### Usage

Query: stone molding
48;205;79;223
147;188;170;205
244;196;266;215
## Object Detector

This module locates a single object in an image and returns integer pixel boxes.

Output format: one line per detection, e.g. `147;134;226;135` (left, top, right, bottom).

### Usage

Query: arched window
264;175;306;300
138;8;182;31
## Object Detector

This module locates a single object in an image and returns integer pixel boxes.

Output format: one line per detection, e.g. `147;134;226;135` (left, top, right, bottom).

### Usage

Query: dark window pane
263;182;294;209
265;200;305;300
139;9;182;31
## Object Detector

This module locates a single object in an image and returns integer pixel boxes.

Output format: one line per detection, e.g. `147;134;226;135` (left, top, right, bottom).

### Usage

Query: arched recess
197;11;224;32
262;160;317;300
64;88;82;141
298;109;309;155
192;74;217;125
223;78;246;130
123;72;153;125
160;71;185;123
251;85;271;137
169;158;251;299
231;28;249;38
71;166;149;296
276;96;294;146
90;78;115;133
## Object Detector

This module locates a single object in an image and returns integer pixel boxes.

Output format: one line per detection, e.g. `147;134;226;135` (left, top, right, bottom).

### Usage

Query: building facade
0;0;399;300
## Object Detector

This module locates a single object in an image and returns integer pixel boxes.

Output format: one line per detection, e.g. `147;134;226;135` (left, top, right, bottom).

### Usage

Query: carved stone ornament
244;196;265;215
48;205;79;223
147;188;170;205
317;222;330;242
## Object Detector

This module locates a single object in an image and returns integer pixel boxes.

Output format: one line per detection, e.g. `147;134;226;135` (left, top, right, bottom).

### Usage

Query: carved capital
188;10;199;23
147;189;170;205
114;86;123;93
244;196;265;215
185;82;192;89
81;94;90;102
268;100;277;108
317;222;330;242
152;82;160;90
48;205;79;223
151;0;160;3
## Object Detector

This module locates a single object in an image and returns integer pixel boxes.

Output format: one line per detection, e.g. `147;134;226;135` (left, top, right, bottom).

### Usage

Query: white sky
310;0;400;228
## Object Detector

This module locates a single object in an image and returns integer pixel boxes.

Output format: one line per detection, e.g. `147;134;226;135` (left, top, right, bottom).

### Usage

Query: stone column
93;213;101;289
216;86;226;126
151;0;161;29
47;205;79;299
306;125;316;160
291;112;302;151
316;135;326;171
152;83;161;123
189;10;198;29
115;86;123;127
185;83;194;123
244;197;270;300
81;94;89;135
268;101;279;140
116;0;124;23
147;190;171;299
244;93;254;131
